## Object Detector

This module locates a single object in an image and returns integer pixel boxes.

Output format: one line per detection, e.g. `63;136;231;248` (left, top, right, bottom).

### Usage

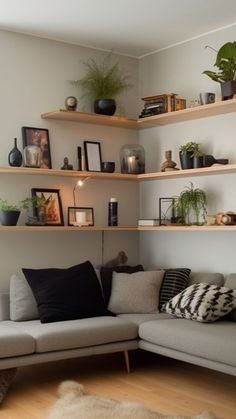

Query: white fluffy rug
48;381;218;419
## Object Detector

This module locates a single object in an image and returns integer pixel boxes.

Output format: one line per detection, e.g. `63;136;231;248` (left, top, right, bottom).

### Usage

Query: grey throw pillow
108;270;164;314
162;282;236;323
10;273;39;321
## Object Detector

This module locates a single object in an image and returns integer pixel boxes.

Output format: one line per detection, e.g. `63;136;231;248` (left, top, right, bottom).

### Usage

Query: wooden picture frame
22;126;52;169
31;188;64;226
68;207;94;227
84;141;102;172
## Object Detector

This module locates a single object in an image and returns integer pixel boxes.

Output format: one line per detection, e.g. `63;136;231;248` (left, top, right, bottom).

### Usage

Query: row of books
139;93;186;118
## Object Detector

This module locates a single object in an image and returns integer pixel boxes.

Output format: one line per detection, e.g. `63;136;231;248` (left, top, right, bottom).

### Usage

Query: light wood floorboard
1;350;235;418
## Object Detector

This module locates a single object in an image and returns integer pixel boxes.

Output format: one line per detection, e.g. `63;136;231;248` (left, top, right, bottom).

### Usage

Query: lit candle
76;211;86;225
127;156;137;173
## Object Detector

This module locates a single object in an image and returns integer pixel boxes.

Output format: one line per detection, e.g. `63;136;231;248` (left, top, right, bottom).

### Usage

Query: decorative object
22;127;52;169
174;182;207;225
179;141;200;170
214;211;236;225
70;53;132;115
159;197;179;226
120;144;145;174
139;93;186;118
161;150;179;171
203;42;236;100
61;157;73;170
31;188;64;226
102;161;115;173
108;197;118;226
8;137;23;167
65;96;77;111
199;92;215;105
48;381;217;419
84;141;102;172
192;150;204;168
68;207;94;227
203;155;229;167
189;99;201;107
0;198;22;226
77;147;82;171
162;282;236;323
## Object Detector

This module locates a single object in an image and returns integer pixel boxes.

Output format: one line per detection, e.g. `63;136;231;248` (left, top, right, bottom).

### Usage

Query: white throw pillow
108;270;164;314
10;273;39;321
162;282;236;322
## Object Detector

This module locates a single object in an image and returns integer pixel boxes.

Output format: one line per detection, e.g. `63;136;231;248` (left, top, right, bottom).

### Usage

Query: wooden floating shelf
138;225;236;231
41;109;138;129
137;164;236;180
0;226;138;232
41;99;236;129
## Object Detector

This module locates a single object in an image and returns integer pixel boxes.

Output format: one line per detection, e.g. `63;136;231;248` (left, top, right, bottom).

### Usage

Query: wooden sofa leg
123;350;130;373
0;368;17;404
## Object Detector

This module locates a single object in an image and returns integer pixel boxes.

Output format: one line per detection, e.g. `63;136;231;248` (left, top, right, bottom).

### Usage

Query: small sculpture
61;157;73;170
161;150;179;172
104;251;128;268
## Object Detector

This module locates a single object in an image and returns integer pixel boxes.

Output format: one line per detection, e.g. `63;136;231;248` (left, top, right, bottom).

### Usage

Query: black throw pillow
100;264;144;306
159;268;191;309
22;261;110;323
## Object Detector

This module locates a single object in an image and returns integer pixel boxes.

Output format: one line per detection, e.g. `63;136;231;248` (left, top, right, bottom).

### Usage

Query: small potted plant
173;182;207;225
203;41;236;100
0;198;21;226
71;53;132;116
179;141;200;169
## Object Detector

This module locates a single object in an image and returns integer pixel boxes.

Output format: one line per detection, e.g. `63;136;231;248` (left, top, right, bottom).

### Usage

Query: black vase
193;156;204;168
0;210;20;226
179;151;193;169
221;80;236;100
94;99;116;116
8;137;23;167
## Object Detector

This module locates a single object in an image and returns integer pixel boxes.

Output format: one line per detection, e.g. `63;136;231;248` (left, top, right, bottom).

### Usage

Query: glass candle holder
120;144;145;174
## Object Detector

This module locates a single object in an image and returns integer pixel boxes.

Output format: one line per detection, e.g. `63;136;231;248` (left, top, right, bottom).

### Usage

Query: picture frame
68;207;94;227
31;188;64;226
22;126;52;169
84;141;102;172
159;197;179;226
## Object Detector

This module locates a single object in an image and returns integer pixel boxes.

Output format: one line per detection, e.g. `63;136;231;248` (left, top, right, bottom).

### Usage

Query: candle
75;211;86;225
127;155;137;173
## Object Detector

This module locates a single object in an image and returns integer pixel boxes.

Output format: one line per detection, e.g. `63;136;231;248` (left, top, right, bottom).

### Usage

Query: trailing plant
179;141;200;153
71;53;132;100
203;42;236;83
173;182;207;225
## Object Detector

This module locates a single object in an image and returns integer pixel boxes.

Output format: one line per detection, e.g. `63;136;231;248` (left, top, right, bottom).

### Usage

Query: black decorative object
193;155;204;168
61;157;73;170
8;138;23;167
0;210;20;226
94;99;116;116
108;197;118;226
77;147;82;171
179;151;193;169
203;155;229;167
65;96;77;111
102;162;115;173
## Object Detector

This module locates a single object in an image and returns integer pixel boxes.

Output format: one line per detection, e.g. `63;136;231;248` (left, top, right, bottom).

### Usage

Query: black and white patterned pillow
162;282;236;322
159;268;191;309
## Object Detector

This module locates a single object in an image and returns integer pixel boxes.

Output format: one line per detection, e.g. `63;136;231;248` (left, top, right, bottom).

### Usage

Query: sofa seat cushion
6;317;138;353
139;318;236;367
0;323;35;358
118;312;173;326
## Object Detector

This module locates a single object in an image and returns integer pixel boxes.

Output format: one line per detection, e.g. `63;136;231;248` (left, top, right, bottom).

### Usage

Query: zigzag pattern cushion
159;268;191;308
162;282;236;322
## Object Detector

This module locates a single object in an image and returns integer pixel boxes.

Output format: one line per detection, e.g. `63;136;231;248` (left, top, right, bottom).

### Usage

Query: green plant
179;141;200;153
71;54;132;100
173;182;207;225
203;42;236;83
0;198;21;212
191;149;205;157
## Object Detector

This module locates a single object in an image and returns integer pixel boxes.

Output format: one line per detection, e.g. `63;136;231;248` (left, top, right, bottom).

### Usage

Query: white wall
139;25;236;273
0;30;140;290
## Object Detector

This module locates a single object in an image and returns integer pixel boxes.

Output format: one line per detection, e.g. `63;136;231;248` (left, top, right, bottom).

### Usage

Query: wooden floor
1;350;236;418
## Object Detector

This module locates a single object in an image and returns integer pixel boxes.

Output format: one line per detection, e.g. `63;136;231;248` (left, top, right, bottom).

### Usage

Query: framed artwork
159;197;179;226
31;188;64;226
68;207;94;227
22;127;52;169
84;141;102;172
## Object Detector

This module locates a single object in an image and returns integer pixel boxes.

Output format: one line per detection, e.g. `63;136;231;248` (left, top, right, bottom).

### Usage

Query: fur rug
48;381;218;419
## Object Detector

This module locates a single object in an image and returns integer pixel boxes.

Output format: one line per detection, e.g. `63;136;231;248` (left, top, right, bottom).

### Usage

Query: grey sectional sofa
0;272;235;385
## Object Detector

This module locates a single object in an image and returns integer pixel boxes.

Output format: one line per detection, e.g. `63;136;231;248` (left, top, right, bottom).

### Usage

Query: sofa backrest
189;272;224;287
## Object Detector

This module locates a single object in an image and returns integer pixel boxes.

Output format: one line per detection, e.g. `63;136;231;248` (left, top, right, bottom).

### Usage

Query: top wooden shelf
41;99;236;129
41;109;138;129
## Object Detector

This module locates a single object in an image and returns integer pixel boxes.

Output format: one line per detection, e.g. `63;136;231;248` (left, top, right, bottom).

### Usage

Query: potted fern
203;42;236;100
174;182;207;225
71;54;132;115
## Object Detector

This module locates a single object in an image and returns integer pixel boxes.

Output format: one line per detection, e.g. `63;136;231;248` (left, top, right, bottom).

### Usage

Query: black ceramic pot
193;156;204;168
0;210;20;226
94;99;116;116
179;151;193;169
221;80;236;100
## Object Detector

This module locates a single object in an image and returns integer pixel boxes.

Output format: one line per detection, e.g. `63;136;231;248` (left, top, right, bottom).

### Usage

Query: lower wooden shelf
138;225;236;231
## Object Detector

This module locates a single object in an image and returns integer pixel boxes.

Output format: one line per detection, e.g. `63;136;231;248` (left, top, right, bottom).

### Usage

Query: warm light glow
77;179;84;187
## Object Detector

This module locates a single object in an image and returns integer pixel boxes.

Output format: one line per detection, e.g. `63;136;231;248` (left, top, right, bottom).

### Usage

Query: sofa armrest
0;293;10;320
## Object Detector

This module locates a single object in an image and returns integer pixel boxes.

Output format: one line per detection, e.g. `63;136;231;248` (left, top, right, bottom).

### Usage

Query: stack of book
138;219;159;226
139;93;186;118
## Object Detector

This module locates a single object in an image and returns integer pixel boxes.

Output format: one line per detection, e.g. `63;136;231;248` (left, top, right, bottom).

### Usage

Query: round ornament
65;96;78;111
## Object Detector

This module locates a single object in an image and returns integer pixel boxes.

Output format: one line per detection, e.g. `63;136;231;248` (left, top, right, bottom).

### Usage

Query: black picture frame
22;126;52;169
31;188;64;226
159;197;179;226
68;207;94;227
84;141;102;172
